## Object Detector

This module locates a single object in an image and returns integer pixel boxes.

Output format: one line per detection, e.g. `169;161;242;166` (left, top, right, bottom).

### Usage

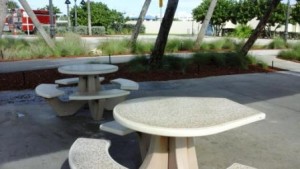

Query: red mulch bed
0;63;278;91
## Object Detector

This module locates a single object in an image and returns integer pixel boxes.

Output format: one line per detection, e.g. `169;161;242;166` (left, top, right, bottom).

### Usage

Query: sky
18;0;201;18
16;0;297;19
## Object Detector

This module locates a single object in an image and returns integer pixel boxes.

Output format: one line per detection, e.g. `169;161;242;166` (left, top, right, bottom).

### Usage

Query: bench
227;163;257;169
69;138;127;169
110;78;139;91
35;83;64;98
100;121;149;160
100;121;135;136
69;89;130;120
69;89;129;100
35;84;86;117
55;77;105;85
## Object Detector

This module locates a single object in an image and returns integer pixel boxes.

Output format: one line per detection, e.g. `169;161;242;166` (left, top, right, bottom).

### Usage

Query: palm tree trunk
194;0;218;50
130;0;151;49
0;0;8;38
18;0;55;50
240;0;281;56
149;0;179;65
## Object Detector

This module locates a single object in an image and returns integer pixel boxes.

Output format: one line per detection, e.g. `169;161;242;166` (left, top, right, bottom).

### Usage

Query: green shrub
56;27;68;35
74;26;88;35
231;24;252;38
92;26;106;35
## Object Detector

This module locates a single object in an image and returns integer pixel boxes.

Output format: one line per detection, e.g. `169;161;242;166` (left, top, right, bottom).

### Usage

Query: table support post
139;136;168;169
87;75;99;93
88;99;105;120
78;76;87;93
172;137;199;169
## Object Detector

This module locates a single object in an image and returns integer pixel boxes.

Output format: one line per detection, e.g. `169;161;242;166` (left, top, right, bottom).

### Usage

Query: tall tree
0;0;8;38
291;0;300;25
18;0;55;49
230;0;258;25
39;5;61;15
74;2;125;30
130;0;151;50
194;0;218;49
256;0;286;37
240;0;281;57
193;0;234;36
7;0;19;9
149;0;179;65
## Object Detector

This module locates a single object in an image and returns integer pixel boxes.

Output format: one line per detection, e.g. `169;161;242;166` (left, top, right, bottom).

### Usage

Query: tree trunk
130;0;151;49
194;0;218;49
18;0;55;50
149;0;179;65
0;0;8;38
240;0;281;56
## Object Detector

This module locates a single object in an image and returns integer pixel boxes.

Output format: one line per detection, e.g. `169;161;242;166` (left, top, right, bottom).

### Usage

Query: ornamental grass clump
165;39;181;53
55;32;88;57
98;39;130;55
267;37;287;49
278;43;300;61
126;56;149;72
132;41;153;55
162;55;187;73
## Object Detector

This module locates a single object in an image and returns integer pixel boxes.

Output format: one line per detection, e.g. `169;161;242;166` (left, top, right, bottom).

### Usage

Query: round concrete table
114;97;266;169
58;64;118;120
58;64;118;93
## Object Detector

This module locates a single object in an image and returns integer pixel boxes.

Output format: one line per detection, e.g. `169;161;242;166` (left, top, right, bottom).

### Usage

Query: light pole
87;0;92;35
80;0;92;35
284;0;290;42
65;0;71;31
49;0;55;38
74;0;78;27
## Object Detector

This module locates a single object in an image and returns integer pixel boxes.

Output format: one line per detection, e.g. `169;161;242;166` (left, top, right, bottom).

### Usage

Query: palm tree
0;0;8;38
240;0;281;56
18;0;55;49
129;0;152;49
149;0;179;65
194;0;218;49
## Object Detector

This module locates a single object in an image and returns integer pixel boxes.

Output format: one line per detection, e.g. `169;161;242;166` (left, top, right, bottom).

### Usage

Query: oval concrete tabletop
58;64;118;75
113;97;266;137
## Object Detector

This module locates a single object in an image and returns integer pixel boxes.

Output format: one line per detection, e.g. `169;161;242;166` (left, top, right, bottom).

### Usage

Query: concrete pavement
0;49;300;168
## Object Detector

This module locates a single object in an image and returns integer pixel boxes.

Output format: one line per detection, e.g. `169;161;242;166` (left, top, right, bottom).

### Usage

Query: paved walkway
0;51;299;169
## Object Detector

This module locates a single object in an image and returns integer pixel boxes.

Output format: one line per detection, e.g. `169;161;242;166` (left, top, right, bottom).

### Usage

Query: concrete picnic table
57;64;129;120
58;64;118;93
113;96;266;169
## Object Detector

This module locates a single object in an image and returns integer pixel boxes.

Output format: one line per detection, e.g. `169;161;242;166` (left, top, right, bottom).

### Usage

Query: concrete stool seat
35;84;64;98
69;89;130;120
69;89;130;100
227;163;257;169
55;77;104;85
35;84;86;117
100;121;135;136
69;138;127;169
110;78;139;90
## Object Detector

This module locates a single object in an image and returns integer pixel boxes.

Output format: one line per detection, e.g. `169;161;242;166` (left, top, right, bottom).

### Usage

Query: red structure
6;9;55;34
